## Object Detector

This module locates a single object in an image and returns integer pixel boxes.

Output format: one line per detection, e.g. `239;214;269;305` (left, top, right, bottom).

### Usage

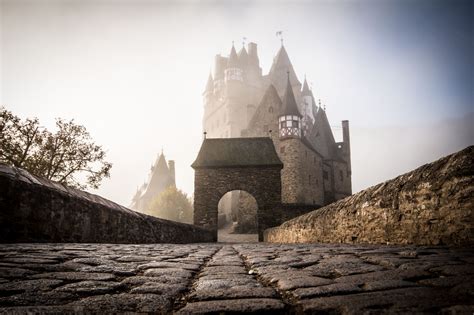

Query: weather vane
276;30;283;46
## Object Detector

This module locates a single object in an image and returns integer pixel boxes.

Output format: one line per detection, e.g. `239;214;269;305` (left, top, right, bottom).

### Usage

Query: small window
268;107;274;113
323;171;329;180
280;146;285;154
308;174;311;184
339;170;343;182
305;151;308;157
287;121;293;127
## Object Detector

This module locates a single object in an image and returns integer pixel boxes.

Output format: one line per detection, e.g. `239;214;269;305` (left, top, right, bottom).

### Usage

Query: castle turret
279;73;302;139
301;77;315;133
225;44;243;82
269;45;301;94
238;46;248;69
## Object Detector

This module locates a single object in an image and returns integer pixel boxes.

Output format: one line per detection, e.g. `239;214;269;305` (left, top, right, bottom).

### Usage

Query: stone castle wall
194;166;282;241
0;164;214;244
280;139;324;205
265;146;474;246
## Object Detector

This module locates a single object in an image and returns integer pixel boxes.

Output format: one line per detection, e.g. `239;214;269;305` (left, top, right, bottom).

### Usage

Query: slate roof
192;137;283;169
282;75;302;117
301;77;312;96
227;44;239;68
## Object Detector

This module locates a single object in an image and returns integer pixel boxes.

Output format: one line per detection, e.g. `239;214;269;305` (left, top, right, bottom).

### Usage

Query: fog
1;0;472;206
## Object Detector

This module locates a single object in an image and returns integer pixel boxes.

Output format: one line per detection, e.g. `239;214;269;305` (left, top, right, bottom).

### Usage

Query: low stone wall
265;146;474;246
0;164;214;244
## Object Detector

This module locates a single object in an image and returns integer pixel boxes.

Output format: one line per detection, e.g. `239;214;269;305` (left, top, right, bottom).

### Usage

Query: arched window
268;106;274;113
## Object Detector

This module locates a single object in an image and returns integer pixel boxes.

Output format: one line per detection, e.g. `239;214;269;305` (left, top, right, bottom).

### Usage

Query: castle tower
301;77;315;133
225;43;243;82
279;73;303;139
129;151;176;212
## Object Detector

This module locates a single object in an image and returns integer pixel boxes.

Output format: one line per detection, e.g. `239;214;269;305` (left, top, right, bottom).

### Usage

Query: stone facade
0;164;213;244
264;146;474;246
192;137;283;241
193;167;282;242
203;42;352;224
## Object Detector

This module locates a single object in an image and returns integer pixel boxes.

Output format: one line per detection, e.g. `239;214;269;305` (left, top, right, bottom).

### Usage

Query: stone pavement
0;243;472;314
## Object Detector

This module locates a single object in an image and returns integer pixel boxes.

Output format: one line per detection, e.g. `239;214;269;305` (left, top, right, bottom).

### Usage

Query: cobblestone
0;243;472;314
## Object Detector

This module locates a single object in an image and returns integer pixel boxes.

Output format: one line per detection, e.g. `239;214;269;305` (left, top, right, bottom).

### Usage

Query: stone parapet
0;164;214;244
265;146;474;246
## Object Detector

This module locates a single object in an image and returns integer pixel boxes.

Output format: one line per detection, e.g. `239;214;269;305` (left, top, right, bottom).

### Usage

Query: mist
1;0;472;206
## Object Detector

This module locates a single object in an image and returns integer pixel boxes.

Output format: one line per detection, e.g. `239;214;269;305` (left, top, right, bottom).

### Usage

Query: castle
203;42;352;220
130;152;175;212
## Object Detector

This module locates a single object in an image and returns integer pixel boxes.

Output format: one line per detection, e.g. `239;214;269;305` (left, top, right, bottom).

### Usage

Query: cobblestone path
0;243;472;314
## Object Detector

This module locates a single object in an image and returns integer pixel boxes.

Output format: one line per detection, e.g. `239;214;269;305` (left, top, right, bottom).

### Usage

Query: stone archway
192;137;283;241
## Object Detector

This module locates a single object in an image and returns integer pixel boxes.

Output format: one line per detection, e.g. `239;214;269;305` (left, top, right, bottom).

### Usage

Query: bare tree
0;106;112;189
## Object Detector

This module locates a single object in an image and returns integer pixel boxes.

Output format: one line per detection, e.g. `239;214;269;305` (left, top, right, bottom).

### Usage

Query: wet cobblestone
0;243;472;314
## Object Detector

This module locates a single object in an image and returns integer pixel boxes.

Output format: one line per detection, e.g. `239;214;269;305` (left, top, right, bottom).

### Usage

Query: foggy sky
1;0;472;206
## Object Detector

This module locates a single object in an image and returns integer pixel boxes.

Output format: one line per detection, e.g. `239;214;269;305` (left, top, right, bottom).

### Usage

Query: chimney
168;160;176;187
247;42;259;66
341;120;351;174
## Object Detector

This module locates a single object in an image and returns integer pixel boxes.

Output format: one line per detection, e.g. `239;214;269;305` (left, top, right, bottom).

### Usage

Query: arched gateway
192;137;283;241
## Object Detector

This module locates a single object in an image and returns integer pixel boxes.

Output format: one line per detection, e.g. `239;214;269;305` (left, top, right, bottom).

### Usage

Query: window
268;107;274;113
339;170;343;182
280;146;285;154
308;175;311;184
305;151;308;157
323;171;329;180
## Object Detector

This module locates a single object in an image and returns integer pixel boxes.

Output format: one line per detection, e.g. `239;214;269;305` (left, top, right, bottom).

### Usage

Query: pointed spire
204;72;213;93
269;45;300;88
227;42;239;68
301;76;311;96
238;46;248;67
281;71;302;117
155;151;169;174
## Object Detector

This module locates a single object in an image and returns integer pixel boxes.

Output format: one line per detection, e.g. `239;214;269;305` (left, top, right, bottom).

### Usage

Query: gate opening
217;190;258;243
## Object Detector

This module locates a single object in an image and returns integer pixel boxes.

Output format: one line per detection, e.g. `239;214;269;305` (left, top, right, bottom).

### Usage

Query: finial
276;30;283;46
324;104;327;111
232;40;234;47
318;99;322;107
161;147;163;155
242;37;247;47
203;131;207;139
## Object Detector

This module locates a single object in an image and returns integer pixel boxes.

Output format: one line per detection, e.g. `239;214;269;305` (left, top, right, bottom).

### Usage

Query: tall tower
278;73;306;204
279;73;303;139
301;77;314;135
